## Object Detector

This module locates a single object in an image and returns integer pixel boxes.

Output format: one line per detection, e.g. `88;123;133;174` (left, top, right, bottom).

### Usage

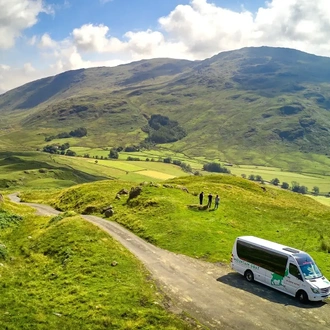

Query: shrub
203;162;230;174
180;162;192;173
271;178;280;186
173;160;182;166
109;148;119;159
65;150;76;157
255;175;263;182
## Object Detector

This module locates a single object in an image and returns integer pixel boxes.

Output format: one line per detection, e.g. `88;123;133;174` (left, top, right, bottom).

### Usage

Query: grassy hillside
20;175;330;279
0;200;197;329
2;47;330;172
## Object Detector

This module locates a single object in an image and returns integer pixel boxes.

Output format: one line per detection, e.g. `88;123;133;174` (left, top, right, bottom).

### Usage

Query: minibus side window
289;263;302;280
236;241;287;275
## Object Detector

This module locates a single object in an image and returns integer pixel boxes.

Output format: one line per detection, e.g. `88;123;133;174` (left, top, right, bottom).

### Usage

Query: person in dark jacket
207;193;213;208
199;192;204;205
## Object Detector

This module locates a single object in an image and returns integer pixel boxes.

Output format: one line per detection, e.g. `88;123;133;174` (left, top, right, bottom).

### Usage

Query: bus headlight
311;287;319;294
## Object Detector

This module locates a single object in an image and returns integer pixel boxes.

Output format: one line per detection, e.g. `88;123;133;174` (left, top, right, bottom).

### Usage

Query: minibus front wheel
244;270;254;282
296;290;308;304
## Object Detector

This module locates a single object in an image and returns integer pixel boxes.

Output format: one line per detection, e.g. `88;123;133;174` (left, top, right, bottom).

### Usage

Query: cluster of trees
45;127;87;142
43;143;76;156
43;143;70;154
241;174;320;195
203;162;231;174
142;114;187;144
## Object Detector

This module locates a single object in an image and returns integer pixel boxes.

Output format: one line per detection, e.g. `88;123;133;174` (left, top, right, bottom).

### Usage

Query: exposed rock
117;189;129;195
128;186;142;200
150;183;161;188
140;181;149;186
111;261;118;267
163;184;174;188
176;185;189;193
102;205;113;214
188;204;208;211
104;209;114;217
115;194;121;200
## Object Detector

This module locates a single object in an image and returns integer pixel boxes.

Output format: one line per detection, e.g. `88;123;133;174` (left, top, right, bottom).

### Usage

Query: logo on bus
233;257;260;270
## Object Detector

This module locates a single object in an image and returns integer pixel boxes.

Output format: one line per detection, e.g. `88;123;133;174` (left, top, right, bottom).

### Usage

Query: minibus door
283;262;303;295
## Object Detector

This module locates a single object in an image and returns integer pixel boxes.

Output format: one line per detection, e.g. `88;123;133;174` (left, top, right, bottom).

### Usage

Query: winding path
8;194;330;330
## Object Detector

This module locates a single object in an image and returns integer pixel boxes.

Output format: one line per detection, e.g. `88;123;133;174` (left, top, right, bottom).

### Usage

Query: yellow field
137;170;176;180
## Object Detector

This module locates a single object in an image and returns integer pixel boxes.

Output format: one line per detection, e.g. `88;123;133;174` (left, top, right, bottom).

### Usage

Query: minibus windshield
294;253;322;280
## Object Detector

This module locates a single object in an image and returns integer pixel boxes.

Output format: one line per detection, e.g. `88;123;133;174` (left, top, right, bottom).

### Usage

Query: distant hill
2;46;330;171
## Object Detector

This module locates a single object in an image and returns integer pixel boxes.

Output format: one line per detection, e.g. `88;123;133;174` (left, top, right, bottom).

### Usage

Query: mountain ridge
2;46;330;171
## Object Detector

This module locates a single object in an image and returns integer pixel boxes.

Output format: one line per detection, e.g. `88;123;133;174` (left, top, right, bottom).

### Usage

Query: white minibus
231;236;330;303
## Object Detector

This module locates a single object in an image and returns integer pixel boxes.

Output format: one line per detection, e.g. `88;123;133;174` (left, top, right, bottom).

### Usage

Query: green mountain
2;46;330;171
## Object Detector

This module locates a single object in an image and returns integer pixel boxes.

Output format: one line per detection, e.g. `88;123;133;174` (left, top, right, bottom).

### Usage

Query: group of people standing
199;192;220;210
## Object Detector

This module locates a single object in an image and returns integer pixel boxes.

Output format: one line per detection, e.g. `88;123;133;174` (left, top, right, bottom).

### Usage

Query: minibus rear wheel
296;290;308;304
244;270;254;282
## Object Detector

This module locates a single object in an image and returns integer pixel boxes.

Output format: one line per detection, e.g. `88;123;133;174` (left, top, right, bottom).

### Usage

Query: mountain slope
1;46;330;171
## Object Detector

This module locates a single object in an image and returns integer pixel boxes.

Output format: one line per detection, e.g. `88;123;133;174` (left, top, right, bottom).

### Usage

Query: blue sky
27;0;265;40
0;0;329;93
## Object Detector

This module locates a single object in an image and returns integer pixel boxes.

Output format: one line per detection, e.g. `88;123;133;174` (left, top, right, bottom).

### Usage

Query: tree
109;148;118;159
180;162;192;173
70;127;87;137
281;182;289;189
203;162;230;174
255;175;263;182
299;186;308;194
271;178;280;186
65;149;76;156
291;181;308;194
312;186;320;195
163;157;172;164
248;174;255;181
291;181;300;193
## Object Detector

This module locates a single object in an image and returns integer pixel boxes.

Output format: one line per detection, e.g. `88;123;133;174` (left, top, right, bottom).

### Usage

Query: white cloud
0;0;53;49
0;62;48;94
2;0;330;93
39;33;57;48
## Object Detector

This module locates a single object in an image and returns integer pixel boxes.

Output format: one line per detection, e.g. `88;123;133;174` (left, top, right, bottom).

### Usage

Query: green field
230;165;330;194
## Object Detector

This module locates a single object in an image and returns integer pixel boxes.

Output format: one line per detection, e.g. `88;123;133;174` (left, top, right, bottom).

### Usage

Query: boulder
163;184;174;188
176;185;189;193
128;186;142;200
115;194;121;200
101;205;113;214
104;209;114;217
117;189;129;195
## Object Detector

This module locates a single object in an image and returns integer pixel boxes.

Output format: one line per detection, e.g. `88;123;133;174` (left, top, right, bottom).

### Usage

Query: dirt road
8;194;330;330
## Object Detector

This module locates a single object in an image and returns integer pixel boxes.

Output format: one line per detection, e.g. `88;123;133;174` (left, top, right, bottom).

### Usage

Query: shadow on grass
217;272;327;309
